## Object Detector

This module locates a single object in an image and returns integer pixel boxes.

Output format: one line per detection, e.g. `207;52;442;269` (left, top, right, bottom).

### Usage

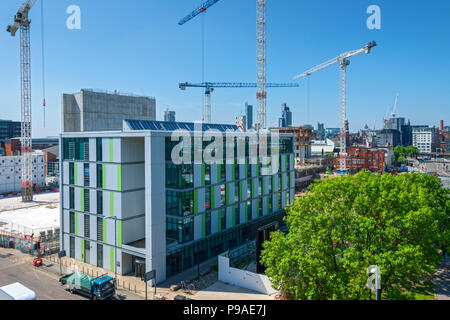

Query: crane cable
41;0;46;128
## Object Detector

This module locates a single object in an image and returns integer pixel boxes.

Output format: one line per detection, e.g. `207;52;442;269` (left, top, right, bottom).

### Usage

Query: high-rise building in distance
245;102;253;130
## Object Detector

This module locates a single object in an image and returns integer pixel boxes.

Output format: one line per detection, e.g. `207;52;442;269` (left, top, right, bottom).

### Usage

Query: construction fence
0;230;59;256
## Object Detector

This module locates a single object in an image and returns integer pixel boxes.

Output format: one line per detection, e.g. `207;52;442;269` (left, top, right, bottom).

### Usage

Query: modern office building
61;89;156;133
279;104;292;128
412;125;437;153
0;120;21;142
374;129;401;148
60;120;295;283
164;110;176;123
245;103;253;130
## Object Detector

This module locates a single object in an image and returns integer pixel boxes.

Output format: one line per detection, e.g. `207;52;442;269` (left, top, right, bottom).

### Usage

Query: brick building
334;147;385;175
271;126;313;165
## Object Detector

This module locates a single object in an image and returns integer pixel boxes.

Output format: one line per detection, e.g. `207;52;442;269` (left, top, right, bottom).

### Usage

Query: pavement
190;281;275;300
0;248;143;300
434;259;450;300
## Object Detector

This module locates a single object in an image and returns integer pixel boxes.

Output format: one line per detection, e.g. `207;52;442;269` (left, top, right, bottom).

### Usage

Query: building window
84;189;90;212
70;237;75;258
97;244;103;268
96;138;102;162
205;164;211;186
69;212;75;234
69;187;74;209
69;163;74;185
235;206;240;225
258;198;263;217
84;164;90;187
97;191;103;215
84;214;90;238
220;209;226;230
234;183;239;203
205;212;211;237
205;187;211;210
247;200;252;221
166;191;194;217
219;184;226;207
247;180;252;199
96;164;103;188
97;218;103;242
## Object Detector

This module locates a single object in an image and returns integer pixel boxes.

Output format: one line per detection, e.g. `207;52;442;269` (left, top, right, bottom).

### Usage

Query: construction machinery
7;0;38;202
293;41;377;174
178;0;221;25
179;82;299;123
178;0;270;129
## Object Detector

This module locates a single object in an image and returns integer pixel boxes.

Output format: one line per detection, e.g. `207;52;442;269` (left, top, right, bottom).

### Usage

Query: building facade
279;104;292;128
334;147;385;175
60;120;295;283
412;126;437;153
164;110;176;122
270;126;312;165
0;120;21;142
0;153;46;194
61;89;156;133
245;103;253;130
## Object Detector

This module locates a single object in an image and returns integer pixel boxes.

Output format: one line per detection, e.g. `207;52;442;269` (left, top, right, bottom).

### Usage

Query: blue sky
0;0;449;137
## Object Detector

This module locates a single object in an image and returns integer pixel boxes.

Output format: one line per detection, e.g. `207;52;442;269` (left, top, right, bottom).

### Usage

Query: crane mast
7;0;37;202
293;41;376;174
256;0;267;129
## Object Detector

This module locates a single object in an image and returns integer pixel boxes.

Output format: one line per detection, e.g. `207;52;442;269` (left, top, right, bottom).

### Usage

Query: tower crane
178;0;269;129
179;82;299;123
178;0;221;25
391;92;399;118
293;41;377;174
7;0;38;202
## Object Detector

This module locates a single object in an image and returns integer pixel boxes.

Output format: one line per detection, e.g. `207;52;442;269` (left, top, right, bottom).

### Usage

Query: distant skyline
0;0;449;137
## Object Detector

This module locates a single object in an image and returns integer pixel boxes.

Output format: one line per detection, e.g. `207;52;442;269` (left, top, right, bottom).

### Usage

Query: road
0;249;85;300
0;248;143;300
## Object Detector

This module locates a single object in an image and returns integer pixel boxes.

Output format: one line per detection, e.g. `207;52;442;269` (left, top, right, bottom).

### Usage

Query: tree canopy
394;145;419;160
261;171;449;300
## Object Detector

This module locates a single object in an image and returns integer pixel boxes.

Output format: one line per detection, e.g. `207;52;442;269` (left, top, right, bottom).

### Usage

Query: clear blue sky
0;0;449;137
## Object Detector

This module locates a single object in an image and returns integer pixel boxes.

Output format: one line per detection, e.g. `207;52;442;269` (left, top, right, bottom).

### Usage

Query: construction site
0;0;448;303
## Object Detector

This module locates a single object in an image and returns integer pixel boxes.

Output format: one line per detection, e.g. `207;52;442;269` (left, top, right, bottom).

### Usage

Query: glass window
70;237;75;258
181;165;193;188
235;206;240;225
205;164;211;186
258;198;263;217
69;163;74;185
84;214;90;237
96;164;102;188
247;200;252;221
247;180;252;199
205;212;211;237
205;188;211;210
69;212;75;234
97;218;103;241
219;184;225;207
97;191;103;215
235;182;239;203
220;209;226;230
84;189;90;212
97;244;103;268
166;191;194;217
96;138;102;162
69;187;74;209
268;176;272;194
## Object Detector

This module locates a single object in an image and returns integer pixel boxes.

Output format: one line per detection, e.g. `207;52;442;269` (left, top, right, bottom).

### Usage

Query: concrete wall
61;90;156;133
218;254;277;295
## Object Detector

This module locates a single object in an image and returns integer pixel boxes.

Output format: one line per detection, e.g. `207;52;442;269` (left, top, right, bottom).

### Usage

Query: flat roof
0;204;59;232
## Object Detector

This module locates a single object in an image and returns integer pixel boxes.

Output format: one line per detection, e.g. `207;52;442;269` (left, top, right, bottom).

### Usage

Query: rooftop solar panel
125;120;239;132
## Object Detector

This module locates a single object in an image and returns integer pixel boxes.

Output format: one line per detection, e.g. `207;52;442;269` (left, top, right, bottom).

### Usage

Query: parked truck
59;273;116;300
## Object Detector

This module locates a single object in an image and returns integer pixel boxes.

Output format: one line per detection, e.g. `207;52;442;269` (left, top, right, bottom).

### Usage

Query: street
0;249;85;300
0;248;143;300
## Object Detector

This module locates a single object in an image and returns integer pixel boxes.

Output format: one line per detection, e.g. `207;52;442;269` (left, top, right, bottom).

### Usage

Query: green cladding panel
74;163;78;185
194;189;198;214
117;221;122;248
201;163;205;187
74;212;78;236
80;188;84;212
110;247;114;272
103;219;107;243
117;165;122;191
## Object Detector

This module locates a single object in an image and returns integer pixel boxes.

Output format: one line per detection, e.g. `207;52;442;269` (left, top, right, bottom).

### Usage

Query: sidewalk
434;258;450;300
40;255;144;300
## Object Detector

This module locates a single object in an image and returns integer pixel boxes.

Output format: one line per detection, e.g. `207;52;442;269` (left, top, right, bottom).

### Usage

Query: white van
0;283;37;300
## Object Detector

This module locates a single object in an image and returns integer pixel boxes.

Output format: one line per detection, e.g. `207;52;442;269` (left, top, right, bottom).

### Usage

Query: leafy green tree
261;171;449;300
397;155;407;165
